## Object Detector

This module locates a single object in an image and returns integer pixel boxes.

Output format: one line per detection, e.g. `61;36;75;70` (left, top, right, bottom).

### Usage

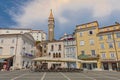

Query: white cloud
9;0;120;29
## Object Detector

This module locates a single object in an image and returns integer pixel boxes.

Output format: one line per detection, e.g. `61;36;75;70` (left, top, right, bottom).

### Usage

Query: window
89;30;93;35
81;51;85;55
99;35;103;40
101;53;106;58
107;34;112;39
49;53;51;56
58;45;61;51
24;41;26;44
118;42;120;48
100;43;105;49
80;32;83;37
110;53;115;58
10;47;14;55
71;48;74;53
22;61;25;67
51;45;54;51
6;31;9;33
108;43;114;48
22;47;25;53
44;45;46;48
12;39;15;43
80;41;84;46
116;33;120;38
93;63;97;68
53;53;55;58
56;53;58;58
44;50;46;53
83;63;87;68
0;39;4;43
37;36;38;38
0;47;3;54
59;53;61;58
90;39;94;45
66;48;69;54
91;50;95;56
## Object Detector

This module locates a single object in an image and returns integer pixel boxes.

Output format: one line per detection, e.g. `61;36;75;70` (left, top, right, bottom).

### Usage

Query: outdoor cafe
31;57;83;72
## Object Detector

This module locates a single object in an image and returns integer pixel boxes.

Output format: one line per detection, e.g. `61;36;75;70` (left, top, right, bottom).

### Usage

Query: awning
81;60;97;63
0;55;14;59
32;57;83;62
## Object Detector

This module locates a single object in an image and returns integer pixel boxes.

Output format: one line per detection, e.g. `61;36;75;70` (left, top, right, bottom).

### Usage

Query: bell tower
48;9;54;41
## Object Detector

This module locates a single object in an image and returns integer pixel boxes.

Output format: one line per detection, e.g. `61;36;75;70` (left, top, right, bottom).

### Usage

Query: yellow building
75;21;100;70
75;21;120;71
98;24;120;71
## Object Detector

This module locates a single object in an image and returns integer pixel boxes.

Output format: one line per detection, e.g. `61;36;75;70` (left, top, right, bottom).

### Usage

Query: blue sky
0;0;120;39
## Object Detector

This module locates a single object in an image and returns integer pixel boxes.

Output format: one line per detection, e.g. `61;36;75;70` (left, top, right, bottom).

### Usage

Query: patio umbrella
32;57;83;62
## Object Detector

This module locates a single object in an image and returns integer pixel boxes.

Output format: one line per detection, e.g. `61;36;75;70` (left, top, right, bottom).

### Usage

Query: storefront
0;55;14;71
81;61;97;70
101;60;117;71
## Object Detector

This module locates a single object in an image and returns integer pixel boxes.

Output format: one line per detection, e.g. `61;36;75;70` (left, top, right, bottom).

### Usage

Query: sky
0;0;120;39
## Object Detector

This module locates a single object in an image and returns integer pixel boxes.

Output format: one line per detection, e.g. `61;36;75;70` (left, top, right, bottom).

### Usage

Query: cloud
9;0;120;29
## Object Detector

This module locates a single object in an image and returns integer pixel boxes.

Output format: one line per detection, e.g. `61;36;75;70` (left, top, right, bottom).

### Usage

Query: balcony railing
21;52;35;58
78;54;99;60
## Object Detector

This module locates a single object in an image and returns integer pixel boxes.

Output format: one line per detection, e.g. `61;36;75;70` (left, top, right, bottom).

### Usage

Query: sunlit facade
75;21;120;71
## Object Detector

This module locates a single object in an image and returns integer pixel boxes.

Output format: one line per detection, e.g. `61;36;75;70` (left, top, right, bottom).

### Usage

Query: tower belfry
48;9;55;41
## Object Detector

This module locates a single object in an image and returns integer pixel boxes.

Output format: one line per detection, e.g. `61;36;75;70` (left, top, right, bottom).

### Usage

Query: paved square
0;70;120;80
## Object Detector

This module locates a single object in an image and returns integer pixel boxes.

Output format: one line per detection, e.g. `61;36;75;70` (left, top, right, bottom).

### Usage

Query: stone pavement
0;70;120;80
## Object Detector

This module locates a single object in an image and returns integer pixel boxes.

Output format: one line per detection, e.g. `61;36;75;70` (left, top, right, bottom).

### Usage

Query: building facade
60;33;77;68
47;41;65;69
0;28;46;41
75;21;99;70
98;24;120;71
75;21;120;71
0;33;35;70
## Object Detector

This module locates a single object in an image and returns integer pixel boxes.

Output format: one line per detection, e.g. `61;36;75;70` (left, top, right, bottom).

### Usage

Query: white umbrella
32;57;83;62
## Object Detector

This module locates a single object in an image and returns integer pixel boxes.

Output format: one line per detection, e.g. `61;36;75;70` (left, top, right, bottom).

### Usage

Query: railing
78;54;100;60
21;52;35;58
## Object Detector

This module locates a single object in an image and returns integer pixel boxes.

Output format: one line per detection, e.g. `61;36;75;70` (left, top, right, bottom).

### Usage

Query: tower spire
49;9;54;19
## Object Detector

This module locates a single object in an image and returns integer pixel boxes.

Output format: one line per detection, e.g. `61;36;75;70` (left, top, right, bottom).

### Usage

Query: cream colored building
47;40;65;69
0;28;46;41
0;33;35;70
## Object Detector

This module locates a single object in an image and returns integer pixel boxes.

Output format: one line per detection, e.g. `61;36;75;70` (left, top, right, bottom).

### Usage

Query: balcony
78;54;99;60
21;52;35;58
101;59;117;62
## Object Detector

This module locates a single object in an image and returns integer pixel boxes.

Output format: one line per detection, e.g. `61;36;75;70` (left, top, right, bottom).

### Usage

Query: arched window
53;53;55;58
59;53;61;58
56;53;58;58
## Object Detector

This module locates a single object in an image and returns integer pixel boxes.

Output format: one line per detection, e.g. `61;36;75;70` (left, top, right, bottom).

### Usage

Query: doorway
103;63;109;70
88;64;92;70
